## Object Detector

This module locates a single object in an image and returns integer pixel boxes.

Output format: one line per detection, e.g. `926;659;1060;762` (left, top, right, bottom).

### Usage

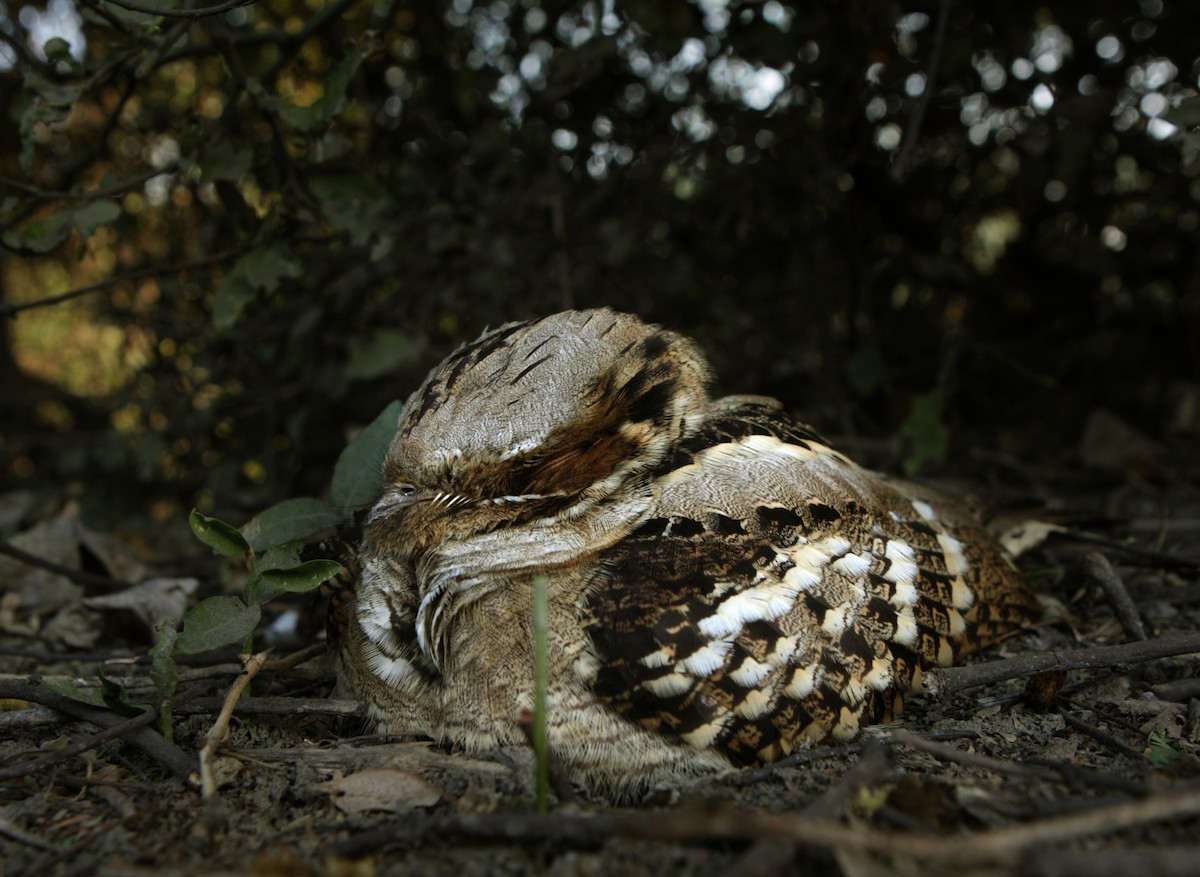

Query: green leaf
277;46;363;132
19;103;70;174
189;508;251;557
200;142;253;183
239;243;302;290
71;200;122;235
42;678;108;708
1147;729;1181;766
308;172;394;248
213;275;255;332
260;540;301;573
847;344;884;397
43;38;73;62
258;559;343;597
2;209;74;253
175;595;261;655
345;329;419;381
242;497;344;553
149;623;179;700
23;72;80;106
98;668;145;717
1163;95;1200;129
900;390;948;476
213;244;302;331
331;400;403;510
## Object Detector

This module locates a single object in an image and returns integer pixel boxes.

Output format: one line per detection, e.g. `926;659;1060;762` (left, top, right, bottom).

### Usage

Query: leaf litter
0;443;1198;876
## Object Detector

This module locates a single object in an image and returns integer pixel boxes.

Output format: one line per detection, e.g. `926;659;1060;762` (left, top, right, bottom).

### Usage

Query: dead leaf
40;602;103;649
0;490;37;533
78;526;149;583
316;768;445;814
0;517;84;608
997;519;1065;557
1080;408;1161;470
83;576;198;633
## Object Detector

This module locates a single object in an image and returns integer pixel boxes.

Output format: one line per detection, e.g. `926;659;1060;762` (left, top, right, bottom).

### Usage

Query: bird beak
367;488;418;524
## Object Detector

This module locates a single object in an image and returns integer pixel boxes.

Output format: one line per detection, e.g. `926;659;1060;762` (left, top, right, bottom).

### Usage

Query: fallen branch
0;540;132;592
884;728;1051;778
175;696;365;718
923;633;1200;698
0;702;161;783
0;679;196;783
325;785;1200;864
1075;552;1147;642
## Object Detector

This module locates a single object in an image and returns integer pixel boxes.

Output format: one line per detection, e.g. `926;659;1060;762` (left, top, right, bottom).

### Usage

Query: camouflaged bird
332;308;1035;796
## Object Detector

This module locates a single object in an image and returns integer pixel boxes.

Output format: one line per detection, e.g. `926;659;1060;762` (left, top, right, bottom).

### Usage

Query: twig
885;728;1051;778
1025;757;1147;798
99;0;258;19
0;248;247;319
0;166;176;203
134;18;192;78
1058;709;1142;760
198;649;271;798
0;540;133;591
325;786;1200;864
923;633;1200;698
1151;677;1200;702
891;0;952;183
0;679;196;783
1075;553;1147;642
174;696;365;718
0;817;60;854
1030;847;1200;877
260;0;361;82
263;642;327;672
1063;530;1200;570
0;702;161;783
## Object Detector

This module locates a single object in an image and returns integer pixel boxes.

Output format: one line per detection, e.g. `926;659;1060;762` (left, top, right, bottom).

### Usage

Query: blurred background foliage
1;0;1198;527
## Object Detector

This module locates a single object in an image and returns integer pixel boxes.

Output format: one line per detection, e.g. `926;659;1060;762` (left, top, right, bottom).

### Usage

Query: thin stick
0;540;131;591
885;729;1051;778
174;696;365;718
0;248;245;318
198;650;271;798
94;0;257;20
0;703;160;783
0;680;196;782
325;786;1200;863
891;0;952;182
923;633;1200;697
1076;553;1147;642
263;642;327;672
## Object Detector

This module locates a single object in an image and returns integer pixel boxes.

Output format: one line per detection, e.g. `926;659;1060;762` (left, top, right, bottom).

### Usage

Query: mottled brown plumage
331;309;1035;796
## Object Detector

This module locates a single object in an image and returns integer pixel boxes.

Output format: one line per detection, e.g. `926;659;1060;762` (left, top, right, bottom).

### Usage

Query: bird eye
398;483;417;497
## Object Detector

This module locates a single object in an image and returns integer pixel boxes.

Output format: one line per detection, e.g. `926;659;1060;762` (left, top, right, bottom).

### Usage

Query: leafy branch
178;398;402;657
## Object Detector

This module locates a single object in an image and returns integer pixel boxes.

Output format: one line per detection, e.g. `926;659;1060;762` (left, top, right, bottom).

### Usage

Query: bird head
364;309;713;557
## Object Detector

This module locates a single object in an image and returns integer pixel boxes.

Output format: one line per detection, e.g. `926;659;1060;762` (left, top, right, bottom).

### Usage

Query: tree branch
0;166;177;204
0;540;133;592
0;248;246;319
891;0;952;183
923;633;1200;698
98;0;259;21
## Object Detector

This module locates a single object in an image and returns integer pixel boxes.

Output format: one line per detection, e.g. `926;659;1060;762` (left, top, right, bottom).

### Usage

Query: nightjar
331;308;1035;795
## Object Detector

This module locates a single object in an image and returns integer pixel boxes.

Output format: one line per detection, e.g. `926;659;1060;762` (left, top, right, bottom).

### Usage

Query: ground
1;446;1198;877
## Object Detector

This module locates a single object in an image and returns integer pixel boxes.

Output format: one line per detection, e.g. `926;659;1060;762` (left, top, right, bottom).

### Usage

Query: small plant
1146;728;1182;767
178;399;403;656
